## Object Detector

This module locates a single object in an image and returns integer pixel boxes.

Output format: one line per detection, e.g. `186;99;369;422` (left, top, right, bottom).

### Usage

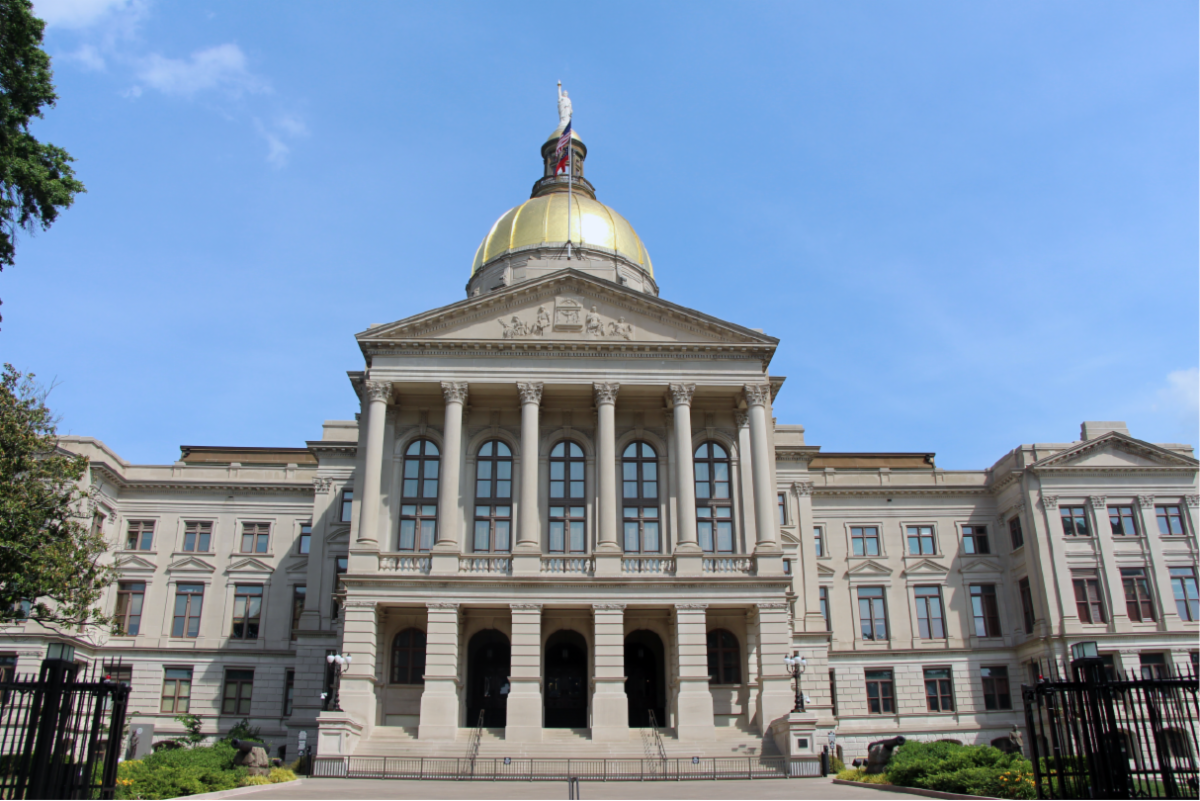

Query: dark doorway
544;630;588;728
466;629;510;728
625;630;665;728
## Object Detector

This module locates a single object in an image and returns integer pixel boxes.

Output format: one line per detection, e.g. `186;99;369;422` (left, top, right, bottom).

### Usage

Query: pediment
166;556;215;574
1032;433;1198;471
115;554;157;572
846;559;892;577
326;527;350;544
781;530;800;546
959;556;1003;574
285;557;310;574
816;562;837;577
358;271;779;349
901;559;950;578
226;557;274;574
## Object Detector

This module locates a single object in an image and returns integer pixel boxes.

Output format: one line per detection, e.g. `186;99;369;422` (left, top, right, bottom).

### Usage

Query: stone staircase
354;723;779;760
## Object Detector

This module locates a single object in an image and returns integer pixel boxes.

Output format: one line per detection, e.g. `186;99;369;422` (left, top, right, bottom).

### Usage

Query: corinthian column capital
440;381;469;404
668;383;695;407
517;382;544;405
742;383;771;408
363;380;392;403
593;382;620;406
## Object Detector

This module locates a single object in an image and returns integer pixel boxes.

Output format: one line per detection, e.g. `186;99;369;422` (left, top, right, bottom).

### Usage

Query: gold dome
471;193;653;277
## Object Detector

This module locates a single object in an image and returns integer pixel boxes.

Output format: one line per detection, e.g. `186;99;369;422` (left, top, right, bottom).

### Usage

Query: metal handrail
466;710;485;775
647;709;669;764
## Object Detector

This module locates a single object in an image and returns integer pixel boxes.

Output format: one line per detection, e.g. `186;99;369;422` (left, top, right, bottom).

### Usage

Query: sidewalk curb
830;779;995;800
181;778;315;800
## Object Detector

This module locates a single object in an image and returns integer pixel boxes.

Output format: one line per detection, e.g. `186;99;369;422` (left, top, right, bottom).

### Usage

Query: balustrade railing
702;556;754;574
541;556;593;575
379;555;432;574
459;556;512;575
622;557;675;575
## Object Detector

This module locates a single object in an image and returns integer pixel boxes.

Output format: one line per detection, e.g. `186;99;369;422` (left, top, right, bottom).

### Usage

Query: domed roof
470;193;653;276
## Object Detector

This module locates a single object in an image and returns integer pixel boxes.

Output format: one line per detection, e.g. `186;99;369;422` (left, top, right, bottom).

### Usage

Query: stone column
505;603;544;742
669;384;700;557
673;603;714;740
419;603;461;740
595;383;622;574
516;383;543;552
744;384;781;554
754;602;796;733
792;480;827;633
1090;496;1129;632
337;601;380;739
591;603;629;741
432;382;468;572
1136;495;1182;628
356;380;391;547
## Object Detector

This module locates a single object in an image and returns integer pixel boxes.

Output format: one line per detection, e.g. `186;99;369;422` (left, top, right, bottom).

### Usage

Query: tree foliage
0;0;86;321
0;363;114;633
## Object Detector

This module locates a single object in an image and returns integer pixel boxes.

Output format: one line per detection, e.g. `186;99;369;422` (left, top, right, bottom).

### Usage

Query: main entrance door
466;629;510;728
625;630;665;727
544;630;588;728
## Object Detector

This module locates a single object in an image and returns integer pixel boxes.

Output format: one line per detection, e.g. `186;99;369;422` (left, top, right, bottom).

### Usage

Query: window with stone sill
183;521;212;552
221;669;254;715
161;667;192;713
907;525;936;555
857;586;888;641
1156;505;1187;536
1171;567;1199;622
474;440;513;553
549;441;587;553
914;586;946;639
1121;568;1156;622
298;524;311;555
1139;652;1169;680
399;439;440;551
340;490;354;523
125;520;154;551
290;586;306;637
391;628;427;685
962;525;990;555
283;670;295;716
1072;570;1106;624
970;584;1001;638
814;526;825;557
239;523;270;554
705;629;741;685
1008;516;1024;550
171;584;203;638
623;441;660;553
695;442;733;553
231;585;263;640
1060;506;1090;537
777;493;787;525
865;669;894;715
1109;506;1139;537
1019;577;1036;634
923;667;954;712
851;526;880;557
819;587;830;631
114;581;145;636
331;557;347;619
981;666;1011;710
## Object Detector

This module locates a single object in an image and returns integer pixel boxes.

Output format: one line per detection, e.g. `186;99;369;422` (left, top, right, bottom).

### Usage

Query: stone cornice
90;464;316;495
342;576;791;592
811;487;987;498
1029;432;1198;471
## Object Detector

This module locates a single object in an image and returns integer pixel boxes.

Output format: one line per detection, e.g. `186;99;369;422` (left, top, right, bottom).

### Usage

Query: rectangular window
231;585;263;640
331;557;347;619
222;669;254;715
240;523;270;554
114;581;145;636
398;505;437;551
340;490;354;522
962;525;990;554
1156;505;1185;535
1101;654;1117;681
1008;515;1024;549
474;505;512;553
1072;570;1106;624
183;521;212;552
548;506;586;553
291;586;306;636
105;663;132;687
981;666;1011;710
161;667;192;713
283;670;295;716
697;506;734;553
298;524;311;555
778;493;786;525
924;668;954;712
0;655;16;683
125;520;154;551
171;583;204;638
970;584;1001;638
1171;567;1199;621
1139;653;1168;680
857;586;888;641
865;669;894;714
1121;568;1156;622
819;587;830;631
914;586;946;639
907;525;935;555
1108;506;1138;537
623;506;660;553
1019;577;1036;634
829;669;838;717
1061;506;1090;536
814;526;825;558
851;526;880;556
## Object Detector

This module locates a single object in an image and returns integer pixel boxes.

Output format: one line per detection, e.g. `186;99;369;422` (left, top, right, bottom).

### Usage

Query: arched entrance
544;630;588;728
466;629;510;727
625;630;665;728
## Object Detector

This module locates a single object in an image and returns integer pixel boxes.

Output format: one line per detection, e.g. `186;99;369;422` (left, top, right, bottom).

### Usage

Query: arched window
473;441;512;553
399;439;439;551
391;628;426;684
622;441;659;553
694;442;733;553
549;441;586;553
706;629;741;685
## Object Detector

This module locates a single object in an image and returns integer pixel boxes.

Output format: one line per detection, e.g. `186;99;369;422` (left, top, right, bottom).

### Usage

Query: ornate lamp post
784;653;807;713
322;652;352;711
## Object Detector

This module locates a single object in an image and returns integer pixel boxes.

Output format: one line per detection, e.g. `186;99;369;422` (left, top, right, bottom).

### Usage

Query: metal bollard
567;776;581;799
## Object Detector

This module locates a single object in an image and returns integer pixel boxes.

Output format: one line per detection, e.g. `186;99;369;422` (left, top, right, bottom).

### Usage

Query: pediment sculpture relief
499;296;634;340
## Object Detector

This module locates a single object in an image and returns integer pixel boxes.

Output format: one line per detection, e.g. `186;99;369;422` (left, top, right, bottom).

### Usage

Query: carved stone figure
557;82;573;126
585;305;603;336
535;306;551;335
609;317;633;340
554;297;584;331
865;735;906;774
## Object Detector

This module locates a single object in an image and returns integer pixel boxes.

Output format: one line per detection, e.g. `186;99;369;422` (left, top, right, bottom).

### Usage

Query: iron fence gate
0;657;131;800
1023;660;1198;799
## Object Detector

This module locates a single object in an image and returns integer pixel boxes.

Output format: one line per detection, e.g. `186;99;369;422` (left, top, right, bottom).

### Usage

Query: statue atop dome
557;81;573;126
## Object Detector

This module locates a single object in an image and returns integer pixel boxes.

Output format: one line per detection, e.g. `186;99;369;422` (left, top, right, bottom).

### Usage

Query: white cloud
1148;367;1200;445
255;115;308;168
64;43;106;70
134;44;268;98
33;0;135;28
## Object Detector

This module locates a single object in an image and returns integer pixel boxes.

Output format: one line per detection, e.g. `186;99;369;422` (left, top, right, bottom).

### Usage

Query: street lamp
324;652;352;711
783;653;807;713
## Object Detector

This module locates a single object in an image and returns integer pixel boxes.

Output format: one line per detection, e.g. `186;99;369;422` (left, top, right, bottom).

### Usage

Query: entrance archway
544;630;588;728
625;630;665;728
466;629;510;727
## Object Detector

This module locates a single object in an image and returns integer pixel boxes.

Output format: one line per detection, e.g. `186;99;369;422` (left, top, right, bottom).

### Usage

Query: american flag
555;119;573;174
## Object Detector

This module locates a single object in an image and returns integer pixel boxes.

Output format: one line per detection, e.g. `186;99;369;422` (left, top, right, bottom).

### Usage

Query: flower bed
115;741;298;799
836;741;1035;800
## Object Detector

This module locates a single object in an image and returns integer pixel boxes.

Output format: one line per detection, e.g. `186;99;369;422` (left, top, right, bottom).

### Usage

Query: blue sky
6;0;1197;468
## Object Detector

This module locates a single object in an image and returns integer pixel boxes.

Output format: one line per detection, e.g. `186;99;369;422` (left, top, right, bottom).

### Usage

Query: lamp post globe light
784;653;807;713
324;653;352;711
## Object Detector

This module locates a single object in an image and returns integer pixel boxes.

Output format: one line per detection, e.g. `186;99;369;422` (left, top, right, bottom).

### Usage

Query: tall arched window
473;441;512;552
399;439;439;551
694;441;733;553
706;629;741;684
391;628;426;684
622;442;659;553
549;441;586;553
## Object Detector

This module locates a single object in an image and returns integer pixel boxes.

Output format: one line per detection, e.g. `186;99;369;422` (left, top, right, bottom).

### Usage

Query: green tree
0;0;86;322
0;364;114;633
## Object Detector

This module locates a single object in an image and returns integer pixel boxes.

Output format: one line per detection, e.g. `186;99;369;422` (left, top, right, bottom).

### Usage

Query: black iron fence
0;657;131;800
1023;660;1198;799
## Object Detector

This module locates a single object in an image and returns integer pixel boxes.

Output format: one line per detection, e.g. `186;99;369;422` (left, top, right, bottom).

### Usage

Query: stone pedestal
593;552;622;577
316;711;363;756
673;604;714;741
591;604;629;741
505;604;544;742
419;603;461;740
769;712;820;776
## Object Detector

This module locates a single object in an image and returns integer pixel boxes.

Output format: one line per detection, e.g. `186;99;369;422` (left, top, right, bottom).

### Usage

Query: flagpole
566;119;573;260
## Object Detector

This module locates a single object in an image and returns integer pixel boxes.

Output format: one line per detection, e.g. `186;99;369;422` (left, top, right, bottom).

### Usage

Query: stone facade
7;125;1197;767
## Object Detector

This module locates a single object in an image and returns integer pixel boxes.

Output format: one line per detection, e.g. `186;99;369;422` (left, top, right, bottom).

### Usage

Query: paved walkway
201;777;914;799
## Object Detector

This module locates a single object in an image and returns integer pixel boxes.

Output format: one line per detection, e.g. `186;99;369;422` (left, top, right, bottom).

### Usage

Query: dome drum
467;246;659;298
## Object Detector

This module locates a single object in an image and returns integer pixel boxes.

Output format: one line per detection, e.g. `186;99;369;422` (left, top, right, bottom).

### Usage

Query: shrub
836;767;891;784
240;776;272;786
115;741;249;800
830;755;845;773
175;713;205;746
884;741;1035;800
222;718;263;744
268;767;297;783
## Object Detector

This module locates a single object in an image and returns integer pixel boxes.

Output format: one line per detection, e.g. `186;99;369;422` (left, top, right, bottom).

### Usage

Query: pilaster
505;603;544;742
418;602;461;740
337;600;379;740
754;602;795;736
1137;495;1183;629
591;603;629;741
673;603;714;740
